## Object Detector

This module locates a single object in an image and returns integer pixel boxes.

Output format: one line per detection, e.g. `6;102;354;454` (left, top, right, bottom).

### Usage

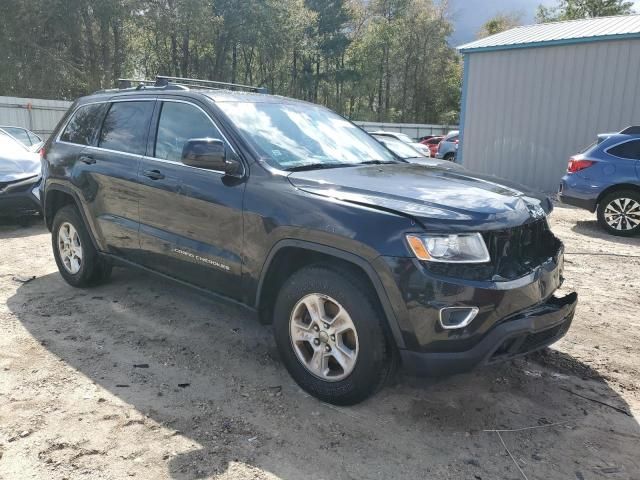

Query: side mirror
182;138;243;177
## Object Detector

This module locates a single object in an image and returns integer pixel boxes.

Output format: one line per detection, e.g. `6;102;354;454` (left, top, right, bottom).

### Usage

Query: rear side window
99;101;154;155
607;140;640;160
60;103;108;146
154;101;224;162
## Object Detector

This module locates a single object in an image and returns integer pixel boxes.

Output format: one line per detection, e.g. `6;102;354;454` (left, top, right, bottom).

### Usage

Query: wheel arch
596;183;640;208
44;184;100;251
255;240;406;349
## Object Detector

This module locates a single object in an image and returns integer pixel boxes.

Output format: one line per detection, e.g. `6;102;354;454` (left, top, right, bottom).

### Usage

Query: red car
420;136;444;157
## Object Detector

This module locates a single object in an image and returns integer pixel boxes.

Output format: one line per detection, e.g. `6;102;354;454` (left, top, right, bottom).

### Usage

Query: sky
448;0;640;45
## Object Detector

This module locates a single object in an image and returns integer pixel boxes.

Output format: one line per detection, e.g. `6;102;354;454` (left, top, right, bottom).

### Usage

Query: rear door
80;99;155;258
137;98;245;299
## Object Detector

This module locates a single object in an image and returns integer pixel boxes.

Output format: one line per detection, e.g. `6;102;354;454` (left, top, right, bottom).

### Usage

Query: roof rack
619;126;640;135
113;76;268;94
155;76;268;93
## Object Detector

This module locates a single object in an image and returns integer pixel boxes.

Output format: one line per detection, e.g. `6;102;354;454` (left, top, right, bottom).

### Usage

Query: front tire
597;190;640;237
52;205;112;287
273;265;394;405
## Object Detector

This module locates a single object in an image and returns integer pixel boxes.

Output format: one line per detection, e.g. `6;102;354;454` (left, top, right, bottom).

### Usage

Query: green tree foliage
536;0;634;22
0;0;461;123
477;12;523;38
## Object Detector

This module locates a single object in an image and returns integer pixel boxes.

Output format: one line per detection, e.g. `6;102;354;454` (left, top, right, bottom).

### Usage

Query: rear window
98;101;154;155
607;139;640;160
60;103;109;146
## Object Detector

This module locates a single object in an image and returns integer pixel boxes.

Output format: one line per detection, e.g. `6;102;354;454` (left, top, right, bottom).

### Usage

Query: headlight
406;233;490;263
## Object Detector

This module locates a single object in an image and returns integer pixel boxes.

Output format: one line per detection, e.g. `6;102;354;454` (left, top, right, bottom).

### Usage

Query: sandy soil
0;205;639;480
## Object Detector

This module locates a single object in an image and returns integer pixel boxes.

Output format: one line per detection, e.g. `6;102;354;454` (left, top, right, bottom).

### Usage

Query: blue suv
560;127;640;237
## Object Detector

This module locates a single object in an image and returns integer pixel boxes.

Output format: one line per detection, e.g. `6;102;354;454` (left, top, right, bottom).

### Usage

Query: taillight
567;157;594;173
39;147;46;158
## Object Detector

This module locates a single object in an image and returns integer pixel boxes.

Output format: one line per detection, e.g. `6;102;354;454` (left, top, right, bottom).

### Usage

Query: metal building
0;96;72;139
457;15;640;192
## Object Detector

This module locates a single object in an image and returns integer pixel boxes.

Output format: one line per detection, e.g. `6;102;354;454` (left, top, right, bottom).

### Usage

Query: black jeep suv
41;76;577;405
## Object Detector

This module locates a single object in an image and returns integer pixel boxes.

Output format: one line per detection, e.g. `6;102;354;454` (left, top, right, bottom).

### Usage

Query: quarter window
607;140;640;160
99;101;154;155
154;102;223;162
60;103;109;146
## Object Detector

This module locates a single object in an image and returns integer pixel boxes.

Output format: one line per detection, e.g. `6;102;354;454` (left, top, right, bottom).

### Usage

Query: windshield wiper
358;159;399;165
285;163;357;172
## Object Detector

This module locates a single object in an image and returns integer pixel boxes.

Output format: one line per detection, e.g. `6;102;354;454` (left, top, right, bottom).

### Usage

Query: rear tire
444;153;455;162
52;205;112;287
597;190;640;237
273;265;394;405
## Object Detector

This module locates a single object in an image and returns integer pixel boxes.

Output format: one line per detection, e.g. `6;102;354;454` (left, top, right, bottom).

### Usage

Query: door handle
79;155;95;165
143;169;165;180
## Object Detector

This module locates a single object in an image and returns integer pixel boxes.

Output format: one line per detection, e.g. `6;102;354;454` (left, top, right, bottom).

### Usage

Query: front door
137;99;245;299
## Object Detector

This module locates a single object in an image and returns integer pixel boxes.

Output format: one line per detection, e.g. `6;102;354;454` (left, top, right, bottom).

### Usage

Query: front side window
60;103;109;146
607;139;640;160
99;101;154;155
216;101;397;170
155;102;223;162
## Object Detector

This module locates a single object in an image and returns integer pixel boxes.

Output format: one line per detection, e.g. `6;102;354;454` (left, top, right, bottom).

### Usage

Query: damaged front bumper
400;292;577;376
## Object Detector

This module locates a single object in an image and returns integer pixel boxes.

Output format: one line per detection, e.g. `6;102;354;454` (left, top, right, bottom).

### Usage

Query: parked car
370;130;431;157
372;134;461;170
420;135;444;157
0;126;43;152
41;76;576;405
436;130;459;161
0;130;42;220
560;126;640;236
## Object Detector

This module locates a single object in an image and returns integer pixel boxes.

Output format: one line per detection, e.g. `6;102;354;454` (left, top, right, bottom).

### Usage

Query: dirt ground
0;205;639;480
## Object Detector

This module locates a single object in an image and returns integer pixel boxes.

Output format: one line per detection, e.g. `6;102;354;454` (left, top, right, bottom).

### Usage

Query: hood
0;150;41;183
288;163;552;231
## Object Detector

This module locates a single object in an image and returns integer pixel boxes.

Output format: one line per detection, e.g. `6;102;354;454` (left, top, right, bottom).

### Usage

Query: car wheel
273;265;395;405
52;205;112;287
597;190;640;237
444;153;455;162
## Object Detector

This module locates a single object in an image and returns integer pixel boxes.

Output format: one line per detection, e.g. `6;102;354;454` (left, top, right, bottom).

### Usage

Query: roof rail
619;126;640;135
154;75;268;94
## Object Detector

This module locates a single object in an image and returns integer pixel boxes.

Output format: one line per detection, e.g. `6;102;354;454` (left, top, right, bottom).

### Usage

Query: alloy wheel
289;293;359;382
58;222;83;274
604;197;640;231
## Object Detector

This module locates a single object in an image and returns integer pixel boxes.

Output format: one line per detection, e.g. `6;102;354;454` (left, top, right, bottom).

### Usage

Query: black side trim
256;239;406;349
105;254;258;315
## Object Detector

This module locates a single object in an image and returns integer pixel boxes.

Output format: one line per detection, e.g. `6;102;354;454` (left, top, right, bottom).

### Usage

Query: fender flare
44;183;101;252
255;239;406;349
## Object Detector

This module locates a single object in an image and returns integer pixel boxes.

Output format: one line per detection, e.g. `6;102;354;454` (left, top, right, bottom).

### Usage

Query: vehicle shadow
7;269;640;480
571;219;640;247
0;216;46;239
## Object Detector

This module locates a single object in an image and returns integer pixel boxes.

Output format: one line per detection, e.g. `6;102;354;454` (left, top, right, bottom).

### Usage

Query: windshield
374;136;423;159
393;132;414;143
0;131;28;156
216;102;397;170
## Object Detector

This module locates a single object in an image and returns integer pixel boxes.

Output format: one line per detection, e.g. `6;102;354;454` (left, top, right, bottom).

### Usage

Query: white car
370;130;431;157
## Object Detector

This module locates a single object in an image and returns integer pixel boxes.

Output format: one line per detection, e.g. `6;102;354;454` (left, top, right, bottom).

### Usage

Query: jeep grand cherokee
41;76;577;405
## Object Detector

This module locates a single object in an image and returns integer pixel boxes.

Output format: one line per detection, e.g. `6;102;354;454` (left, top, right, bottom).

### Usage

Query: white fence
0;96;72;139
354;121;456;139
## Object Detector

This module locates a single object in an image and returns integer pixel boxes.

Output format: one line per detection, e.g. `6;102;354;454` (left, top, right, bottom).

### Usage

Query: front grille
425;219;561;281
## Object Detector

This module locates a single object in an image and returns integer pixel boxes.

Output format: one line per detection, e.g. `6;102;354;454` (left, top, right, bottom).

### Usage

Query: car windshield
216;101;398;170
0;131;28;156
374;136;423;159
393;132;414;143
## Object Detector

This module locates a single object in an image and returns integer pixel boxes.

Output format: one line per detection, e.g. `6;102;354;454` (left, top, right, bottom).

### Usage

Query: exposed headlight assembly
406;233;491;263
